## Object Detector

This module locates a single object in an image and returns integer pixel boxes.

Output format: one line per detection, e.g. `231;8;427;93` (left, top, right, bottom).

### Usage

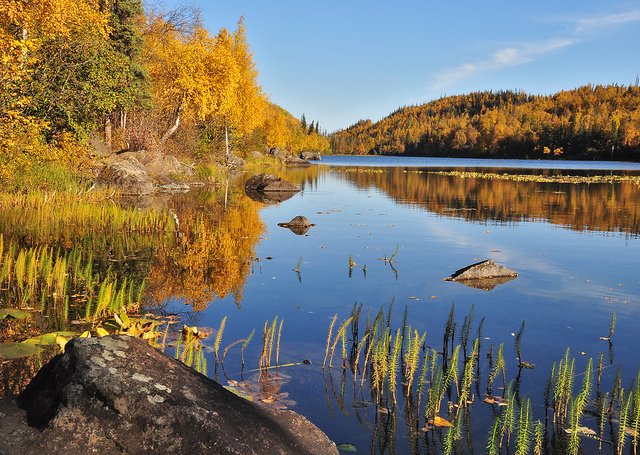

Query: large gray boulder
95;155;155;195
95;152;195;195
444;259;517;285
134;152;194;184
0;335;337;455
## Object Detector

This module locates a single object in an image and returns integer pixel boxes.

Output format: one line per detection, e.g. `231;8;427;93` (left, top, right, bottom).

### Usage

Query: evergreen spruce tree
301;113;307;131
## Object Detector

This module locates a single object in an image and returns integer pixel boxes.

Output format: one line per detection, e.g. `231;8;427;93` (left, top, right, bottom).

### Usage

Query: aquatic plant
213;316;227;363
318;305;640;455
568;359;592;455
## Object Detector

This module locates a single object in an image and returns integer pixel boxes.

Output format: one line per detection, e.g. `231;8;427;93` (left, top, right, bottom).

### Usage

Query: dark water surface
162;158;640;453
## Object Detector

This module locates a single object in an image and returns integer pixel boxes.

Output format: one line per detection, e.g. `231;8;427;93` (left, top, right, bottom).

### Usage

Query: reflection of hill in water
337;168;640;235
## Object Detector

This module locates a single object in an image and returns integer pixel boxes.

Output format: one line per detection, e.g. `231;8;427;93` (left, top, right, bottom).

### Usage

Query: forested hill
330;85;640;160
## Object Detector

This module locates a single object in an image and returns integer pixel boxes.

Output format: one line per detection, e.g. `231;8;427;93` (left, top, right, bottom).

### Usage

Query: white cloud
575;10;640;33
431;39;576;90
430;8;640;91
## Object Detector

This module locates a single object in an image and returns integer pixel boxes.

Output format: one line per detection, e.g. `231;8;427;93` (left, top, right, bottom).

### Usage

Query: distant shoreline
319;154;640;172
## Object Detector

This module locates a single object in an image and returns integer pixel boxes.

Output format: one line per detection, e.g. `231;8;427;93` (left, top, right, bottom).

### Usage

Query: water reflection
333;167;640;235
146;189;265;310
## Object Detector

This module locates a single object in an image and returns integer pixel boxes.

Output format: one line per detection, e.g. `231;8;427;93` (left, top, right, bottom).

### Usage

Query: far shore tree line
330;85;640;161
0;0;329;188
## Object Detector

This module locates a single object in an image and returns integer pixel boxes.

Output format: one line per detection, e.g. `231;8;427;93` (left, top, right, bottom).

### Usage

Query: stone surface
299;152;321;161
0;335;337;455
95;152;195;194
95;155;155;195
444;259;518;284
284;156;311;166
225;154;245;170
277;216;315;235
133;151;194;184
245;174;300;193
267;147;286;160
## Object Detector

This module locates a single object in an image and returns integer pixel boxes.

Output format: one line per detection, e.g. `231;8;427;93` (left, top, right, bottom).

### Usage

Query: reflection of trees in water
339;168;640;235
146;192;265;310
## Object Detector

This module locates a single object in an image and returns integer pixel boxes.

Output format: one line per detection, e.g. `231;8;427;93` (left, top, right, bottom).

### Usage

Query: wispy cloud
430;8;640;91
431;39;575;90
575;10;640;33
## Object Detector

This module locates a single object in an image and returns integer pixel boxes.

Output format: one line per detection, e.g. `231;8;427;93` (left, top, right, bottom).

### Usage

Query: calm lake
167;156;640;454
4;156;640;453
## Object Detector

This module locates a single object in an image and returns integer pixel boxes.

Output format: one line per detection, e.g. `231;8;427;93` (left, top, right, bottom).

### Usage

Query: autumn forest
0;0;329;189
331;85;640;160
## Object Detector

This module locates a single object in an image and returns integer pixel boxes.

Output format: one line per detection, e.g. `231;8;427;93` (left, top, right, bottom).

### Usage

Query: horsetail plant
568;358;592;455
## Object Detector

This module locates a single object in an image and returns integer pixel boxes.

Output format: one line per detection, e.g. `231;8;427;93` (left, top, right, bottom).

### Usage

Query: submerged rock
444;259;518;288
278;216;315;235
0;335;337;455
245;174;300;193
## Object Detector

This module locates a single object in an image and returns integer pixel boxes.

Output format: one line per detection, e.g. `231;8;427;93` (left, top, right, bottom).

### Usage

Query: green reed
0;190;175;258
0;235;144;327
213;316;227;364
568;359;592;455
321;305;640;455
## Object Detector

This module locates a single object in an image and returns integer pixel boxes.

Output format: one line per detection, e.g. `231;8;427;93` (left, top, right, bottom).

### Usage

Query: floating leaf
30;331;77;346
565;426;597;438
0;308;31;320
483;395;508;406
0;342;40;359
337;443;357;452
429;416;453;427
519;360;535;369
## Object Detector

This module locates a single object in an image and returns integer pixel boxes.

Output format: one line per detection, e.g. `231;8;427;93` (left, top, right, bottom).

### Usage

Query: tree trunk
161;103;183;144
224;118;230;165
104;116;112;150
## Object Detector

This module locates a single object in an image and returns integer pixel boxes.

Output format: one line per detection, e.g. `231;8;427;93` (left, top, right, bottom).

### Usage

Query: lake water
163;157;640;453
4;156;640;453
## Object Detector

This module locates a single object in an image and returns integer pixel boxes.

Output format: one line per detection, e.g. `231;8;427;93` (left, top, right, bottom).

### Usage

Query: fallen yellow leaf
429;416;453;428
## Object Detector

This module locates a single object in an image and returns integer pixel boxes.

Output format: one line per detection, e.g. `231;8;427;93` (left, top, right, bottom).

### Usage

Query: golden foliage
331;85;640;159
147;194;264;310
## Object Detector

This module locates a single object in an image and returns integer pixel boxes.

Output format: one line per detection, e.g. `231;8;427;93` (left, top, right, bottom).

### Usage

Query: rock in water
245;174;300;193
299;152;321;161
277;216;315;235
444;259;517;284
3;335;337;455
283;156;311;166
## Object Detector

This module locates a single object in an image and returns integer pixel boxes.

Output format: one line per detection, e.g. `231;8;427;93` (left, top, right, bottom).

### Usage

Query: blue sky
161;1;640;132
